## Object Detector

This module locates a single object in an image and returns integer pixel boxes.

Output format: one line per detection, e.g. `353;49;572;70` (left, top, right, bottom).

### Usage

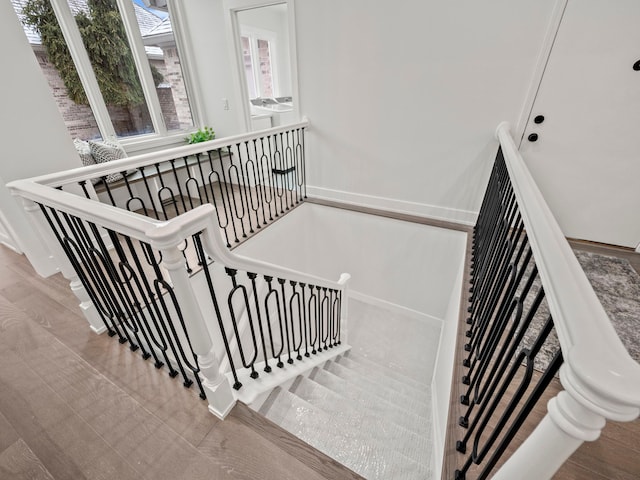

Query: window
13;0;196;146
240;29;277;99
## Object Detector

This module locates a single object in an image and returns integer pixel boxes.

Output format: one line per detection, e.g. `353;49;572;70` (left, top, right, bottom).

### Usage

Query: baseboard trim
348;290;443;328
431;381;444;478
306;186;477;228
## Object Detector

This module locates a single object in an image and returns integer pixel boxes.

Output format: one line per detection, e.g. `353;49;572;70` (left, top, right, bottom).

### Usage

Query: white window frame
240;26;279;99
47;0;203;153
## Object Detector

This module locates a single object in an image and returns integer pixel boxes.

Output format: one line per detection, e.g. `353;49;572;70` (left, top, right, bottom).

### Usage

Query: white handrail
8;176;344;293
28;119;310;188
495;122;640;414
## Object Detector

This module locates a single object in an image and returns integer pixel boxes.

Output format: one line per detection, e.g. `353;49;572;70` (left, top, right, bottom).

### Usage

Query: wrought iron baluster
225;268;259;379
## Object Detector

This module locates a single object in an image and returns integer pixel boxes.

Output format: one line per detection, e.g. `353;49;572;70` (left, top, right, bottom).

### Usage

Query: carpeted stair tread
308;367;431;437
324;360;430;417
335;352;429;402
263;387;432;480
290;375;432;466
343;349;432;389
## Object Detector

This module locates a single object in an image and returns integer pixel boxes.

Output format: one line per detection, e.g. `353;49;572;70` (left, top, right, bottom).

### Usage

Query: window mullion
116;0;167;136
167;0;203;128
50;0;117;139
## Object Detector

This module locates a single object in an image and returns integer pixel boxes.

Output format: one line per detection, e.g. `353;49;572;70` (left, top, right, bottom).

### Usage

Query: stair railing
446;122;640;479
34;120;308;249
8;120;351;418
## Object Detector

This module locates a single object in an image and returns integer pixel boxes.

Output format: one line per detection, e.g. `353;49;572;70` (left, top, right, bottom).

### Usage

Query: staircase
255;298;439;479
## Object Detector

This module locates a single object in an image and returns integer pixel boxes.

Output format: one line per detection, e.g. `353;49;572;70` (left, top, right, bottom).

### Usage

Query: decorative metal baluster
243;141;263;229
155;162;179;220
248;272;272;372
331;290;341;347
236;142;256;234
39;205;115;337
294;128;305;202
315;285;323;351
300;283;310;357
56;210;129;344
270;134;285;215
278;278;293;364
283;130;297;206
178;156;198;211
225;268;259;380
465;216;526;366
289;281;303;361
456;317;562;480
226;145;249;240
138;166;162;220
320;287;329;350
153;278;206;395
259;137;276;222
264;276;285;368
215;148;241;244
252;139;269;226
193;234;242;389
307;284;318;354
119;236;169;369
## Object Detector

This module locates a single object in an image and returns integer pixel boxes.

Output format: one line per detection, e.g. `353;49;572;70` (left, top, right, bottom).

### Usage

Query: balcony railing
445;122;640;479
8;120;351;418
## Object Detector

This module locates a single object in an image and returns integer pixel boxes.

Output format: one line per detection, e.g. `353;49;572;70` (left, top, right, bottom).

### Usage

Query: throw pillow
73;138;101;185
88;140;128;183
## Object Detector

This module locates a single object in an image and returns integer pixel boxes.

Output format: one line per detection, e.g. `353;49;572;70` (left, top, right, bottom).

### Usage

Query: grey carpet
521;250;640;373
574;250;640;364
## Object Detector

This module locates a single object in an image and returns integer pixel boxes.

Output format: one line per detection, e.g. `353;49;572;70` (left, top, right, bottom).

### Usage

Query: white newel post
338;273;351;346
157;243;236;419
21;198;106;334
492;363;635;480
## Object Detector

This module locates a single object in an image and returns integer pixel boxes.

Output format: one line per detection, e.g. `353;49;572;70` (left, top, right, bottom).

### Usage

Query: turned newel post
21;197;106;333
156;242;236;419
493;363;638;480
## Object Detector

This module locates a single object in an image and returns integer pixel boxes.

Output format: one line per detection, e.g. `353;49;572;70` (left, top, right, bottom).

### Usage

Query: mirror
235;3;295;130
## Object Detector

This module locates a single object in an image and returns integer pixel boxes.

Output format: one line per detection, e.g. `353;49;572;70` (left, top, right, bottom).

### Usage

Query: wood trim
306;197;472;233
231;402;365;480
441;225;473;479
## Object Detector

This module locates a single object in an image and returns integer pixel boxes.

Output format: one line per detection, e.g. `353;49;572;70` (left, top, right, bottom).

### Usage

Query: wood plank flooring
0;245;359;480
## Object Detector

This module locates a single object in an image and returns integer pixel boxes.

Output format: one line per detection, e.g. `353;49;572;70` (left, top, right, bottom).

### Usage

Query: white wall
295;0;557;224
180;0;244;137
235;203;467;321
0;1;83;276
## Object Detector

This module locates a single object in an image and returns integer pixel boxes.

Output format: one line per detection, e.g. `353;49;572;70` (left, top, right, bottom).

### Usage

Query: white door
520;0;640;249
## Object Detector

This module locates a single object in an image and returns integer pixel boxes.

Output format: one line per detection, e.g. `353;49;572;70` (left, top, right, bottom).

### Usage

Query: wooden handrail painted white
27;119;310;188
492;122;640;480
8;183;345;293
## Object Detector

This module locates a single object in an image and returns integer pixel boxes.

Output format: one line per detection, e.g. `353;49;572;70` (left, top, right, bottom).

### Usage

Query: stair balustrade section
445;122;640;479
47;121;308;250
8;120;351;419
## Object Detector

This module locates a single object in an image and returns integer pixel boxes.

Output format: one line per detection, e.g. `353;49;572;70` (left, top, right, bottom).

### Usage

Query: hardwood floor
1;212;639;479
0;245;359;480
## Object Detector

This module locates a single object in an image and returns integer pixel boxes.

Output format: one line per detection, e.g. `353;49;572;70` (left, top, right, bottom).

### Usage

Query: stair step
308;367;431;437
291;376;432;466
333;354;431;406
263;387;433;480
324;360;430;417
343;349;432;390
